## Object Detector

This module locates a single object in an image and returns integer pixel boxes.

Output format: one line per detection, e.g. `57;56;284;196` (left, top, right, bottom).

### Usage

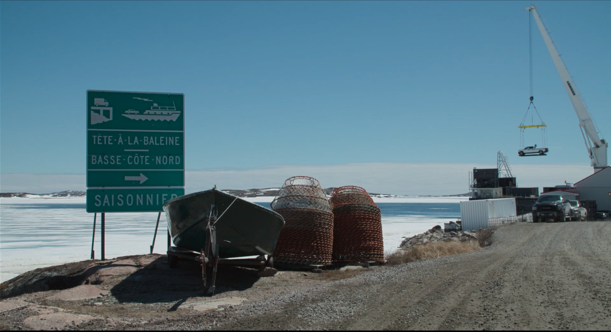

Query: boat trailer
166;211;275;296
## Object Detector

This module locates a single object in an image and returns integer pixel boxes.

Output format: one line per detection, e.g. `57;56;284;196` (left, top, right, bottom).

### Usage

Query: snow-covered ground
0;195;468;283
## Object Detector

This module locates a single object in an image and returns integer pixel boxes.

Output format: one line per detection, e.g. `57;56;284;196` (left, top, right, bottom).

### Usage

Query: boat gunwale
163;189;284;220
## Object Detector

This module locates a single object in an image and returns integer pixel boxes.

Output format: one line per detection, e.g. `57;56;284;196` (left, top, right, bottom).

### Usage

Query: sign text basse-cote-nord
86;90;184;213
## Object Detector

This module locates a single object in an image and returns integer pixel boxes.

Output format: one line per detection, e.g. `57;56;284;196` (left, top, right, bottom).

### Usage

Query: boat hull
163;189;285;258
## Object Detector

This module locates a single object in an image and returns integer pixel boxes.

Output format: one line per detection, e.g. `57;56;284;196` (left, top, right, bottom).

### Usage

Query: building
539;166;610;216
572;166;610;213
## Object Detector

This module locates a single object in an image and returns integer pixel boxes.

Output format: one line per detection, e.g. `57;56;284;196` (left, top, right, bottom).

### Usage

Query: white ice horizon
0;162;594;196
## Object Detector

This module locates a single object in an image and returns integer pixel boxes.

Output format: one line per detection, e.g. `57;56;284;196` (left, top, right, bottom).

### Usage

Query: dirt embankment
1;221;610;330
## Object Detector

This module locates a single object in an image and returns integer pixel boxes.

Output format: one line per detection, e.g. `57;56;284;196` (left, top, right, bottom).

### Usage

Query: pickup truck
568;200;587;221
531;195;572;223
518;145;548;156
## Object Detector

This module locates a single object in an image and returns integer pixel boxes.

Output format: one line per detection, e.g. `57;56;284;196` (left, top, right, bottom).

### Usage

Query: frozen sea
0;195;468;283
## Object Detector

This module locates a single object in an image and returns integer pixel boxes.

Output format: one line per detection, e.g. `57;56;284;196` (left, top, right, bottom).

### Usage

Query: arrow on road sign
125;173;148;184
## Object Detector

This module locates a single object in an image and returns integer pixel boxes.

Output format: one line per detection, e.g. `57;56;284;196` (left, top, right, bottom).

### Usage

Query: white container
460;198;517;231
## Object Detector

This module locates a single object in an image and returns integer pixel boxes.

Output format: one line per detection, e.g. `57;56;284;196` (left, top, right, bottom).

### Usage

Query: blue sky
1;1;609;195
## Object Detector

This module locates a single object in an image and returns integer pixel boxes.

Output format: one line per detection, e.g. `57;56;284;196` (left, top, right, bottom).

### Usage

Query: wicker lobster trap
270;176;334;267
329;186;384;264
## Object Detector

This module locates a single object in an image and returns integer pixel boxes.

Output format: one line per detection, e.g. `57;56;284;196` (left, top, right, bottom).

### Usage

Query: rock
398;227;482;250
23;311;94;330
45;285;109;301
339;266;363;272
0;299;29;313
463;233;478;240
187;297;247;312
257;268;278;277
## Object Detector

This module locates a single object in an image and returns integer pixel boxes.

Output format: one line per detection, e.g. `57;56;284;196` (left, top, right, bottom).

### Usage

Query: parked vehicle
532;195;572;222
568;200;587;221
518;145;548;156
595;211;611;221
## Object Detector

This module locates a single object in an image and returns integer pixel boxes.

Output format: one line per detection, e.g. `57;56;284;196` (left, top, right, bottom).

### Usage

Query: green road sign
87;90;184;212
87;170;184;187
86;188;185;213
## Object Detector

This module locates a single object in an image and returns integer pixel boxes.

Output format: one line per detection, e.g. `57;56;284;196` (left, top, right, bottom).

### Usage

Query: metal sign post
150;212;161;254
101;213;105;260
91;213;97;259
86;90;185;259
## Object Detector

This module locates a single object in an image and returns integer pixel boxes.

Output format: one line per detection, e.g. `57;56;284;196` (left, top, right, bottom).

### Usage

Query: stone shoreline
399;225;478;249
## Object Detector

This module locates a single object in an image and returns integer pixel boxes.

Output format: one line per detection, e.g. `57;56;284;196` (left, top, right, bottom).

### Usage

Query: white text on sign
94;193;179;207
90;155;181;165
91;135;181;146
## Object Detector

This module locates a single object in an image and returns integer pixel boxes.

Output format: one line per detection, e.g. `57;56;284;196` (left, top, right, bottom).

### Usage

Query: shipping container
474;178;499;188
473;168;498;180
579;200;597;221
471;188;503;199
515;197;538;215
504;187;539;198
498;177;516;188
460;198;517;231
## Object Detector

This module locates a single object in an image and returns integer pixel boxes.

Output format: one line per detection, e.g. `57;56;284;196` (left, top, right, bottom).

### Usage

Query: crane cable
520;11;545;127
529;11;533;99
519;10;546;148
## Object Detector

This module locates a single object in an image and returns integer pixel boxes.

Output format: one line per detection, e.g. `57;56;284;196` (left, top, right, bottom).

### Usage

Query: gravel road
218;221;611;330
1;221;610;330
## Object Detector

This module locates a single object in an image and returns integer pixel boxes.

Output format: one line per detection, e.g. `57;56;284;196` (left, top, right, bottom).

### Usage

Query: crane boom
526;5;608;171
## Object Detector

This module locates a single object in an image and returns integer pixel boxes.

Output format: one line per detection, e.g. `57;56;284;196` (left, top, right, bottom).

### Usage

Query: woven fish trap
271;176;334;266
330;187;384;264
271;207;334;266
329;185;376;208
281;175;322;187
271;192;332;212
271;176;332;212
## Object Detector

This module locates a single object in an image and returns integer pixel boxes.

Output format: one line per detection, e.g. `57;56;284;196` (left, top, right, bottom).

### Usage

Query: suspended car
518;97;549;157
518;145;548;156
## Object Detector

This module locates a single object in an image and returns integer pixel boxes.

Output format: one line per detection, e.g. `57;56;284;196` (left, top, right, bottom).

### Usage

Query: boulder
398;228;479;250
